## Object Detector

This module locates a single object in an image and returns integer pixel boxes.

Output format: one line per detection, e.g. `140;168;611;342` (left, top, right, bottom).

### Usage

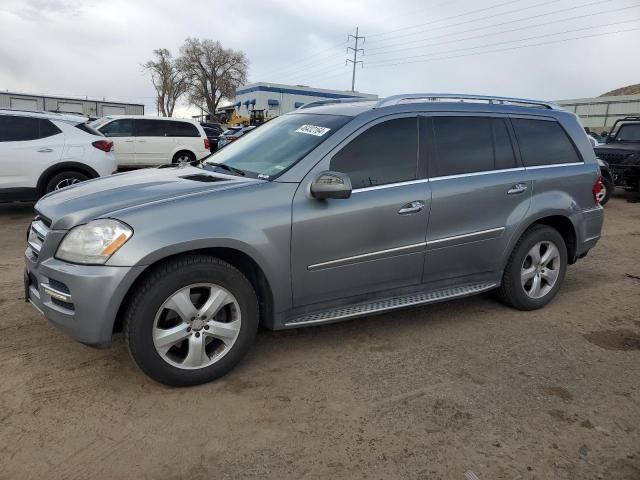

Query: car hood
35;166;263;230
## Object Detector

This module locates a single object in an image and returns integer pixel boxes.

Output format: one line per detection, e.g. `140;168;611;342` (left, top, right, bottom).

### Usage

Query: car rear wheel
496;225;567;310
44;171;89;193
124;255;259;386
172;151;196;164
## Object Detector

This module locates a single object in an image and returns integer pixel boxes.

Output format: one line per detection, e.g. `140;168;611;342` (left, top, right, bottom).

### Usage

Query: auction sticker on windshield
295;125;331;136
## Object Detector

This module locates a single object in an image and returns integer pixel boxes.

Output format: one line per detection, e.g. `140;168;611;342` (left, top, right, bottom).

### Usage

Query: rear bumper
24;253;144;348
577;206;604;257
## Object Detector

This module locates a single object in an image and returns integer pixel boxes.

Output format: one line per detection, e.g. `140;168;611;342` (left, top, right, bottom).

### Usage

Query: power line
365;0;463;33
366;0;617;53
366;0;562;47
367;0;531;40
366;3;638;58
365;16;640;66
346;27;365;91
364;24;640;69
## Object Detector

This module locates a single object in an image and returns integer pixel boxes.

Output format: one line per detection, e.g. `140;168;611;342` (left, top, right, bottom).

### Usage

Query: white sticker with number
295;125;331;136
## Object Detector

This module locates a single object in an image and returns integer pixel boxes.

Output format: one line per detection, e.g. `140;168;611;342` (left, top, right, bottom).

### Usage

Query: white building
231;82;377;118
556;94;640;132
0;91;144;118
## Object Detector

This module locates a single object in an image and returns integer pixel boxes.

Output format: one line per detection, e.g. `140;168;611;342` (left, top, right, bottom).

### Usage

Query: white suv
90;116;210;167
0;110;117;202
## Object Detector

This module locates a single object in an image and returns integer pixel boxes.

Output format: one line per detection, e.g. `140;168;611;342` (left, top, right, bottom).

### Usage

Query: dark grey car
24;94;604;386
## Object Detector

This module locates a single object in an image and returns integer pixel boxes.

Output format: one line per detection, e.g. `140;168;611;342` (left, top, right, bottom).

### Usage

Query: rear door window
39;119;62;139
0;116;61;142
135;119;167;137
100;119;133;137
330;117;418;189
428;116;517;177
512;118;582;166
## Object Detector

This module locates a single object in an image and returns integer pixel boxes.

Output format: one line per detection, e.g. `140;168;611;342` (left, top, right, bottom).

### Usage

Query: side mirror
310;171;352;200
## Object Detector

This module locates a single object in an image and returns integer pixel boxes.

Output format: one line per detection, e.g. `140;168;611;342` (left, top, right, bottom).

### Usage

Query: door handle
507;183;528;195
398;200;425;215
124;139;134;143
37;148;53;153
137;139;147;143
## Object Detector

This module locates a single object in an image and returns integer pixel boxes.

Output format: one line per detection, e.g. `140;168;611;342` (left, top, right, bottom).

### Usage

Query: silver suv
24;94;605;386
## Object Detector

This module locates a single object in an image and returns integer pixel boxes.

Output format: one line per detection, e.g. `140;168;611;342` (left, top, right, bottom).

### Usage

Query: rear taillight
592;175;603;205
92;139;113;152
204;138;210;150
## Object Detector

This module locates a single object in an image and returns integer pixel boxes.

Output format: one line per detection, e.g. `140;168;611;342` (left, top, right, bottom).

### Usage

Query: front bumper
24;252;144;348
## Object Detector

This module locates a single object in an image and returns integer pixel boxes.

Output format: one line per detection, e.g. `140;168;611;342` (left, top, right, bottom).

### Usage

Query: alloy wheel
520;241;561;299
54;178;81;190
152;283;241;370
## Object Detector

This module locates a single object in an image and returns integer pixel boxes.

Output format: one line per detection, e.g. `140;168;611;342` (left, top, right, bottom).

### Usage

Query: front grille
27;219;50;260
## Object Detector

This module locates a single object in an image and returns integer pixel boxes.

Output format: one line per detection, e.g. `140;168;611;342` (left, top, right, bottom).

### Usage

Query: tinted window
432;117;494;176
330;118;417;189
512;118;582;166
0;116;61;142
135;119;167;137
168;121;199;137
493;118;517;170
100;119;133;137
615;123;640;142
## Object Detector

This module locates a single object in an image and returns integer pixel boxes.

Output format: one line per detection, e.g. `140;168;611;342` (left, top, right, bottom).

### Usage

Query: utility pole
346;27;365;92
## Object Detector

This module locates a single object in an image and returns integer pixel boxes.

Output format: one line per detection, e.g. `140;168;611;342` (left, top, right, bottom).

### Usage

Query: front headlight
56;219;133;265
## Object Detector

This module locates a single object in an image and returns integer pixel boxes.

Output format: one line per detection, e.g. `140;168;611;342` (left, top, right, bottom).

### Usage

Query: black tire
599;177;614;205
44;171;89;193
124;255;259;387
496;224;568;311
172;151;196;164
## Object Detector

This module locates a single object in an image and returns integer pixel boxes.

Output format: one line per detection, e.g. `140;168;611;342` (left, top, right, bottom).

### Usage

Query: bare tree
143;48;187;117
178;38;248;115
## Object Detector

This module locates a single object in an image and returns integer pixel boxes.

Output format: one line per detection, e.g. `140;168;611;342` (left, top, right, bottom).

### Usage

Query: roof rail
298;98;374;109
374;93;561;110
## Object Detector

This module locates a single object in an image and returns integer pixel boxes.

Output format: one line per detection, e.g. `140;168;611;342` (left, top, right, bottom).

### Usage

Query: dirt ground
1;195;639;480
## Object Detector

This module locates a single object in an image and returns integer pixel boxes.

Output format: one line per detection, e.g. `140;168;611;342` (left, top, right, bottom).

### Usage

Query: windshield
615;123;640;142
204;113;350;178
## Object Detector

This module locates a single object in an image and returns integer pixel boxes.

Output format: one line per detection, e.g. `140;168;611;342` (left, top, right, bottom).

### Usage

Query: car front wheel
124;255;259;386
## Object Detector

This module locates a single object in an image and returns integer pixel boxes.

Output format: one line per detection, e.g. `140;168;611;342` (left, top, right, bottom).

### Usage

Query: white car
90;116;210;167
587;133;602;147
0;109;117;202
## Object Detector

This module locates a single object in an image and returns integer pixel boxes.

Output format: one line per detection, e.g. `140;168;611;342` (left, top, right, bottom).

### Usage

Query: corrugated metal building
230;82;378;118
556;94;640;132
0;91;144;118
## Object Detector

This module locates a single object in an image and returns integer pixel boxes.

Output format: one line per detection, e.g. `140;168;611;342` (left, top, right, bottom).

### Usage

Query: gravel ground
0;195;639;480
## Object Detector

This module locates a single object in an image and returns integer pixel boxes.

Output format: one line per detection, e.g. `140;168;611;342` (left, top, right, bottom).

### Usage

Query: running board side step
284;282;497;327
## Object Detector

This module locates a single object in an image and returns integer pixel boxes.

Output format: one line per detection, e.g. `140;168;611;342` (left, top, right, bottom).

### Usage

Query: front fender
106;182;297;313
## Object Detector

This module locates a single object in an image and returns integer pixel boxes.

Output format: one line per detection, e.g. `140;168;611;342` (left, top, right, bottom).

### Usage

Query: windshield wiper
203;162;246;177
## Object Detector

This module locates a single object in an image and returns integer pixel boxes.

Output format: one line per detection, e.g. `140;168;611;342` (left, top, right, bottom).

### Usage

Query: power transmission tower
346;27;365;91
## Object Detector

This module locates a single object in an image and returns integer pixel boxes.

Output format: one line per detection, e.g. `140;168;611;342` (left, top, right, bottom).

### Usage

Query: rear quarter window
168;121;200;137
512;118;582;167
